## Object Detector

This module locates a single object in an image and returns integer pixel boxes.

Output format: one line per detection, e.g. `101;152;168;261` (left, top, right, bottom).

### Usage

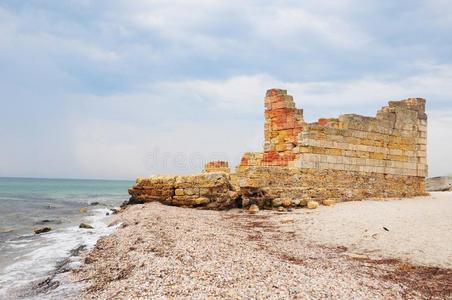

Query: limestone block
194;197;210;205
272;198;283;207
323;199;336;206
282;198;292;207
248;204;259;214
307;201;319;209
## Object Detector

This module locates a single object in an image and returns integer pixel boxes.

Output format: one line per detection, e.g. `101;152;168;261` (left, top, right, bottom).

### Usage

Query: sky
0;0;451;180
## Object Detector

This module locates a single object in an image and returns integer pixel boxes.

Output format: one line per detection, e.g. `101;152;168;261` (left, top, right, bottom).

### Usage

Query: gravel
73;202;451;299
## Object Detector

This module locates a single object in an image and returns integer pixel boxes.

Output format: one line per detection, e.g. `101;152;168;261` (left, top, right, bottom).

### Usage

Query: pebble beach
73;192;452;299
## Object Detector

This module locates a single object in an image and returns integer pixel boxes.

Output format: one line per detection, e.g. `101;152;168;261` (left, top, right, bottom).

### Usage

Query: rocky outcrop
129;172;239;210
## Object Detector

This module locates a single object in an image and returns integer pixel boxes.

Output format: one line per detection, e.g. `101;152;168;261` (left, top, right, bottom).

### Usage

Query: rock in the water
90;202;100;206
79;223;93;229
34;227;52;234
248;204;259;214
111;208;120;214
79;208;88;213
323;199;336;206
307;201;319;209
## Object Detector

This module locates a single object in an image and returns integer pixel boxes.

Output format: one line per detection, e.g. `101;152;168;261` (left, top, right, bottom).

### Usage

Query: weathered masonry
129;89;427;210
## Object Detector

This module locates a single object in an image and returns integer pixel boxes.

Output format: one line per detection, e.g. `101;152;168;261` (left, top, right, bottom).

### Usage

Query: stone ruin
128;89;428;210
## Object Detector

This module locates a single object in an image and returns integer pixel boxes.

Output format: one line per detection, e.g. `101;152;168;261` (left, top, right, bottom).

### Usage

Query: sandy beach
73;193;452;299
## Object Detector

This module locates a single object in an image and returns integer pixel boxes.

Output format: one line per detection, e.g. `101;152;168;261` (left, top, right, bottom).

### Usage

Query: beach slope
73;193;452;299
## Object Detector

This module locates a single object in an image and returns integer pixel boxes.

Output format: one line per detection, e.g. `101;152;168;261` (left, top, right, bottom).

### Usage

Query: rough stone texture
203;161;230;173
129;88;427;209
238;89;427;178
426;176;452;191
307;201;319;209
129;173;238;210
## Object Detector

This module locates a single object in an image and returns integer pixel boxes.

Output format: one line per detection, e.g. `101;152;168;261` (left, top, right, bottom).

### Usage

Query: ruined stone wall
238;89;427;176
236;88;427;200
203;161;230;173
129;173;237;210
291;99;427;177
129;88;427;210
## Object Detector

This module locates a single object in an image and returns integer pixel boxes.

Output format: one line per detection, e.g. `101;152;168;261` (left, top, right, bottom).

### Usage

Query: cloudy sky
0;0;451;180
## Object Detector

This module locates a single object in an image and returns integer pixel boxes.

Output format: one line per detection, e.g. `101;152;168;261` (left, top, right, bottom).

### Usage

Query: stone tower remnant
129;89;427;209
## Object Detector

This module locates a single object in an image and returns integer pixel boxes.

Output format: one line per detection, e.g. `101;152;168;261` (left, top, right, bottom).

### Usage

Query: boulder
323;199;336;206
34;227;52;234
90;202;100;206
299;198;308;206
307;201;319;209
272;198;283;207
79;208;88;213
79;223;94;229
248;204;259;214
291;199;301;206
282;198;292;208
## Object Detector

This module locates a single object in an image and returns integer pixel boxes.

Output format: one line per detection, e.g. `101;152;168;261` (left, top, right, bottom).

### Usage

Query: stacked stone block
291;98;427;177
203;161;230;173
262;89;304;166
130;88;428;210
129;173;238;210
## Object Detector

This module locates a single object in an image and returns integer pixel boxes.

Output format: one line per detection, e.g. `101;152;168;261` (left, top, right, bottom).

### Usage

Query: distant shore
73;192;452;299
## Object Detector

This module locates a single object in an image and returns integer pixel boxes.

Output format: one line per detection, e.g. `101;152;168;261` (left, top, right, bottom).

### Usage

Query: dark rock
35;219;62;225
70;245;87;256
79;223;94;229
106;212;110;216
90;201;100;206
34;227;52;234
120;197;145;208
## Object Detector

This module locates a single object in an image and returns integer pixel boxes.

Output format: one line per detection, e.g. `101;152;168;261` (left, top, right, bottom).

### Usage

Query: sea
0;177;133;299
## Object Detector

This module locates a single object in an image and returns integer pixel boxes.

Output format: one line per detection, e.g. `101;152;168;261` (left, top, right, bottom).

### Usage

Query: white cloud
254;7;371;49
65;62;452;179
0;1;451;179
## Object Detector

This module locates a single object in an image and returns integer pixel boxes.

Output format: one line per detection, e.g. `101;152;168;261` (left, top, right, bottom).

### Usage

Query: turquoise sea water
0;177;133;299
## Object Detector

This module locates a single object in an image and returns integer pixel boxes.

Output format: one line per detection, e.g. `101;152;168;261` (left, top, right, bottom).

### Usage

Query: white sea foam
0;208;118;299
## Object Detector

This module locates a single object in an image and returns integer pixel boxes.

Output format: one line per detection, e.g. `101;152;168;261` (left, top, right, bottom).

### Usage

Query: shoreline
0;207;118;299
72;193;452;299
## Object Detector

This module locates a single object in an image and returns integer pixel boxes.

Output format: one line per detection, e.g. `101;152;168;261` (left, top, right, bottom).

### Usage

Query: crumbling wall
129;88;428;210
236;88;427;200
129;172;238;210
292;99;427;177
203;161;230;173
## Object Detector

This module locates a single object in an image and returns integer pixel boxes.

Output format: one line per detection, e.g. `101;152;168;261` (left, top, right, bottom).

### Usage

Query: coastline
0;207;118;299
72;193;452;299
